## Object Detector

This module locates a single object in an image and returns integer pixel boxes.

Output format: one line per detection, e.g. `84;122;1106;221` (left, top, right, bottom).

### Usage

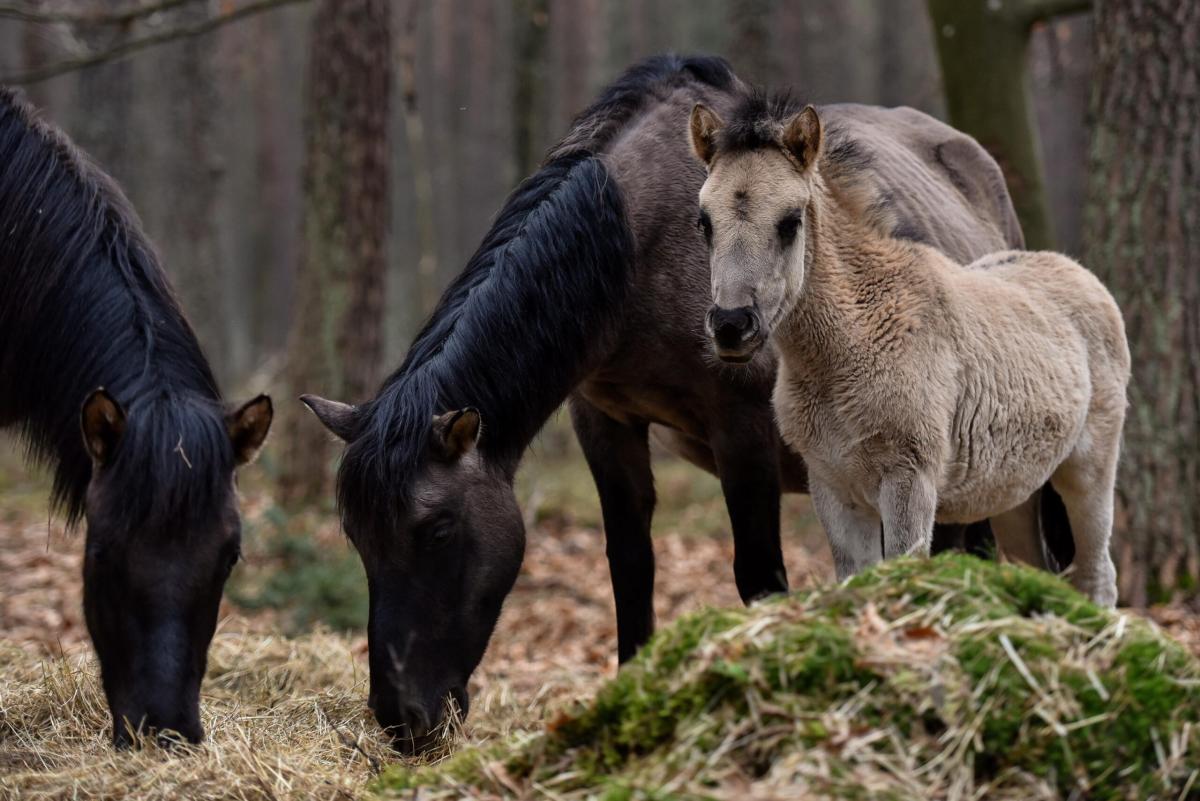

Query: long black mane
0;89;231;532
338;54;736;536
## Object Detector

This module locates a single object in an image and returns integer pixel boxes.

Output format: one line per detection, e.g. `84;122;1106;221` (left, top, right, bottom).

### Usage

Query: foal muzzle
706;304;765;363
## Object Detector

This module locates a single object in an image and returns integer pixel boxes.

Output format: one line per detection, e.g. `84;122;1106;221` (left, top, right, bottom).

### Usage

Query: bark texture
1085;0;1199;605
280;0;391;504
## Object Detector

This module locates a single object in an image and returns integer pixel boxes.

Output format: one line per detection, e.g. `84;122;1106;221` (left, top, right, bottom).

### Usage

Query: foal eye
697;211;713;244
777;214;802;246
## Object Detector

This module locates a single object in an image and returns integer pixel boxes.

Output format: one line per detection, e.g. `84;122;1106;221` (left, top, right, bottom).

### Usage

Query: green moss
373;555;1200;800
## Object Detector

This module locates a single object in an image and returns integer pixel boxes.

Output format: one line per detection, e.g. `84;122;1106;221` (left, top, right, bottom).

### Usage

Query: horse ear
689;104;724;166
300;394;359;442
81;388;126;466
433;408;481;460
227;394;273;466
782;105;823;170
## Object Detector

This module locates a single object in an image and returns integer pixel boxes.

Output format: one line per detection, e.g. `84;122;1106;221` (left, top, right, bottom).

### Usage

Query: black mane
338;54;735;537
0;89;231;532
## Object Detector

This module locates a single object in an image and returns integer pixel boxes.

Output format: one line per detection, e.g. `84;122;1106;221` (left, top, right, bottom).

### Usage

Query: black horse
302;54;1072;753
0;89;272;746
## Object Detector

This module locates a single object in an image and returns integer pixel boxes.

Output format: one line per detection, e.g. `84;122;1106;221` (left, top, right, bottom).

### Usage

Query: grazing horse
0;89;273;745
691;97;1128;605
301;54;1069;753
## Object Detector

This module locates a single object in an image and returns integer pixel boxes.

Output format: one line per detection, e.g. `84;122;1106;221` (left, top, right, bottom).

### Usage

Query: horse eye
419;517;456;549
222;546;241;576
777;214;801;246
697;211;713;244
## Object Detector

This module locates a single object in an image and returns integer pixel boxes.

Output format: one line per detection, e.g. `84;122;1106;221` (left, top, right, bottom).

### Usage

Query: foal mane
338;54;736;537
0;89;231;533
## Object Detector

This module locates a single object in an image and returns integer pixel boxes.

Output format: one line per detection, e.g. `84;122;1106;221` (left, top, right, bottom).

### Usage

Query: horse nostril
708;305;759;349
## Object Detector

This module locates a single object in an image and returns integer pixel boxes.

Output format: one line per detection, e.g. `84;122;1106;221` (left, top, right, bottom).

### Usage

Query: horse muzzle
706;304;765;363
370;684;468;756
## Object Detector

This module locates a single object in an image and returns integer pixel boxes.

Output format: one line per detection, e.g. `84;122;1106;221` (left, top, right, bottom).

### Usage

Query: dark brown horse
301;55;1070;753
0;89;272;746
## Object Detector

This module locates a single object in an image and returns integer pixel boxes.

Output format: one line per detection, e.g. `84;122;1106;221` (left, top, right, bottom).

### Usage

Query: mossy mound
374;555;1200;801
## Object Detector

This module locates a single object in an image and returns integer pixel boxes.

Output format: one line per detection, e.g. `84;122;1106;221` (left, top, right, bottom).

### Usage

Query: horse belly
937;346;1089;522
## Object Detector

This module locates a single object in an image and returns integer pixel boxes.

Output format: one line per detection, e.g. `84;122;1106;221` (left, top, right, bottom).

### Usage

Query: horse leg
711;411;788;603
879;470;937;561
1051;443;1120;608
989;490;1051;570
810;479;883;580
569;397;657;663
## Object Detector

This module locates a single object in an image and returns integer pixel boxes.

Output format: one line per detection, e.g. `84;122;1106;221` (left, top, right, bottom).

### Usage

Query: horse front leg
810;478;883;580
879;470;938;561
711;409;788;603
569;396;657;663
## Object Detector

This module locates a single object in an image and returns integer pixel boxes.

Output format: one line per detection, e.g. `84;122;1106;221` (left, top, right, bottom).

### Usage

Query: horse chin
714;339;764;364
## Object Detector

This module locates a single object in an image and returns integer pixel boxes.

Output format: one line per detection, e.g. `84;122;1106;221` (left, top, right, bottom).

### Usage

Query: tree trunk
1084;0;1199;605
513;0;549;179
727;0;774;87
926;0;1089;250
279;0;392;505
159;3;228;384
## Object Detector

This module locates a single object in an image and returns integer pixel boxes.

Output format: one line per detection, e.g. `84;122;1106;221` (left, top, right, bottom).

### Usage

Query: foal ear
433;408;481;460
689;104;724;166
81;388;126;466
782;105;823;170
227;395;273;466
299;394;359;442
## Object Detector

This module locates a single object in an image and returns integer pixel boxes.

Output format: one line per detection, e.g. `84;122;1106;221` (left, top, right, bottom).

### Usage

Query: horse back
817;104;1023;259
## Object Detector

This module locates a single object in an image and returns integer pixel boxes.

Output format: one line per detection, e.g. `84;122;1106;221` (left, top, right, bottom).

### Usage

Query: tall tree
513;0;549;179
1084;0;1199;605
927;0;1089;250
727;0;774;86
280;0;392;504
158;2;228;384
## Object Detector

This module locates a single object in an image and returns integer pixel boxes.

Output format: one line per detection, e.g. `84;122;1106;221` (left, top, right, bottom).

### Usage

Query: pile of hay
0;626;392;800
379;555;1200;800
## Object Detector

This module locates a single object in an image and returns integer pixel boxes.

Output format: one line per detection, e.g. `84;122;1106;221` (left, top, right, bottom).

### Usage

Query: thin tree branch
0;0;202;26
2;0;311;84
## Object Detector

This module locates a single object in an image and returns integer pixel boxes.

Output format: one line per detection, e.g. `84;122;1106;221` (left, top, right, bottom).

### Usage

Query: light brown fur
694;106;1130;605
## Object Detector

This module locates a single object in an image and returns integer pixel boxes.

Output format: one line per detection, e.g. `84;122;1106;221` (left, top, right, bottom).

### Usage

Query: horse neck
785;186;934;366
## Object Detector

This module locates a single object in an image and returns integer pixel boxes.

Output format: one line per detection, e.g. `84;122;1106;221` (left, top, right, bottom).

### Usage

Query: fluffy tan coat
691;103;1129;605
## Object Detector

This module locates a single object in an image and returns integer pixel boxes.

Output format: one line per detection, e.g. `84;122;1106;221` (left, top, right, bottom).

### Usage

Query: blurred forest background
0;0;1195;614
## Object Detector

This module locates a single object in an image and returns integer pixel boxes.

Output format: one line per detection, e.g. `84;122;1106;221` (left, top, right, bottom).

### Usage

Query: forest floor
1;425;1198;799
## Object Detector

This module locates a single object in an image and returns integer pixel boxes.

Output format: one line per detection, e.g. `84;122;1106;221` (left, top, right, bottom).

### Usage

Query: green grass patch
375;555;1200;800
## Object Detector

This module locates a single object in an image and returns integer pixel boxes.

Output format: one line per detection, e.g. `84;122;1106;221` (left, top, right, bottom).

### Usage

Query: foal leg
878;470;937;561
1051;444;1120;608
569;397;657;663
711;407;789;603
810;479;882;580
989;490;1051;570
